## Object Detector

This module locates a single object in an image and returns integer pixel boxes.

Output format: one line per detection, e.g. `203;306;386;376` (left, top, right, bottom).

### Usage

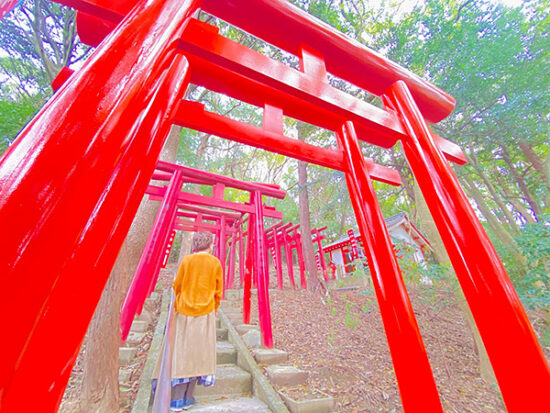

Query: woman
166;231;223;411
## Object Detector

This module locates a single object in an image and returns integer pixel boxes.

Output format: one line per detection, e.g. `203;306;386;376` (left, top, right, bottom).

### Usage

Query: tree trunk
339;200;347;236
296;122;321;292
80;125;181;411
467;152;518;232
492;166;537;225
519;140;548;181
500;145;542;220
413;180;498;386
80;241;129;412
298;159;321;292
518;140;550;210
461;174;517;249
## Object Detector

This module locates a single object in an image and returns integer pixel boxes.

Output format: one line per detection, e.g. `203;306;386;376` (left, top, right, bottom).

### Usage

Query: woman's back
173;252;223;317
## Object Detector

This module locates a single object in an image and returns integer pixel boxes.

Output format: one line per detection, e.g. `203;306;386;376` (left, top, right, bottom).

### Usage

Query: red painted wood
58;0;455;122
253;191;273;348
0;0;199;407
243;217;254;324
385;80;550;411
238;226;245;288
157;160;286;199
121;170;184;340
227;232;237;289
219;215;227;292
273;228;284;289
338;121;442;411
147;185;284;219
178;203;241;220
175;101;402;186
201;0;454;123
0;0;18;19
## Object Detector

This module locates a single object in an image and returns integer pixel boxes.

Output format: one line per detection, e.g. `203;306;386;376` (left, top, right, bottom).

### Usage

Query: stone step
235;324;259;336
216;328;228;341
125;331;146;347
223;308;243;320
119;347;137;367
194;365;252;400
130;319;148;333
242;329;262;348
224;289;244;301
265;365;309;386
145;291;161;305
216;341;237;365
220;300;241;311
253;348;288;365
118;368;132;384
226;314;243;325
191;397;271;412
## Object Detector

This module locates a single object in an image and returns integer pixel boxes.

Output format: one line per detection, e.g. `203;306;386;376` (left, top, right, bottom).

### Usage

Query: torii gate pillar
253;191;273;348
385;80;550;411
337;121;443;411
0;0;200;409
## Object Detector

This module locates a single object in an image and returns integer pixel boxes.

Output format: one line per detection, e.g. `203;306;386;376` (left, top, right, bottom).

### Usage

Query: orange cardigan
173;252;223;316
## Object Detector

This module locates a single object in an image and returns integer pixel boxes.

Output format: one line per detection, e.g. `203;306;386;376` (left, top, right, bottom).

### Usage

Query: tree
296;121;322;292
0;0;89;92
0;0;90;156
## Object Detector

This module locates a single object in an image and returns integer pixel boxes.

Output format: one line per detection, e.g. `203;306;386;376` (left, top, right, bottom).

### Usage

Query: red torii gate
173;207;246;298
311;226;328;281
265;223;329;288
265;222;309;290
120;160;285;341
0;0;548;411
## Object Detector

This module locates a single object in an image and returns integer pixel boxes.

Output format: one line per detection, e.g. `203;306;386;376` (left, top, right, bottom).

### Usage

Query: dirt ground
250;271;550;412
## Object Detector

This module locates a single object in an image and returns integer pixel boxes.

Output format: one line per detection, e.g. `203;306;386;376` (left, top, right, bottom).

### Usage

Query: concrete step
221;306;242;316
224;289;244;301
226;314;243;325
119;347;137;367
265;365;309;386
216;341;237;365
194;364;252;400
130;319;148;333
220;300;241;311
252;348;288;365
125;331;146;346
235;324;259;335
191;397;271;412
216;327;228;341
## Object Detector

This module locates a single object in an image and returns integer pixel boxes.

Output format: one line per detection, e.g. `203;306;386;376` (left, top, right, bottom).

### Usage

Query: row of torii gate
0;0;548;411
118;159;331;347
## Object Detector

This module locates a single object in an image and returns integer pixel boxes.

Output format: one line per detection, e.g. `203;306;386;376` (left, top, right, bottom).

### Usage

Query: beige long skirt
153;311;216;379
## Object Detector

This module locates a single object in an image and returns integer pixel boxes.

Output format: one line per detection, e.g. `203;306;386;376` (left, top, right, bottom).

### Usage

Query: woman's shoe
181;397;196;410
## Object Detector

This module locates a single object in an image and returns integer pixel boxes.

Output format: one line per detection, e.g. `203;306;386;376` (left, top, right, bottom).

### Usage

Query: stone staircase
131;289;331;412
191;303;271;412
221;289;334;413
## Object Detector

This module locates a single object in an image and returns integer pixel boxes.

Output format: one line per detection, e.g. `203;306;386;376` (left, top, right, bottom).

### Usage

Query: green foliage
0;95;43;155
0;1;90;154
510;217;550;309
327;326;335;346
344;299;360;330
